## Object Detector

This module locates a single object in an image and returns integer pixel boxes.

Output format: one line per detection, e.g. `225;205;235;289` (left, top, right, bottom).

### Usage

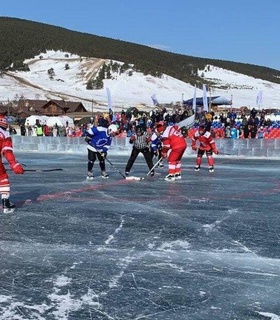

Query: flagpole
202;84;208;113
208;86;211;113
192;85;197;114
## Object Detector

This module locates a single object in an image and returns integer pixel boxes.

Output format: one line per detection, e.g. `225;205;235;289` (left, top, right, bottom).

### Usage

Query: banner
106;87;113;112
202;84;208;112
192;85;197;112
151;94;159;106
256;90;263;107
178;114;195;129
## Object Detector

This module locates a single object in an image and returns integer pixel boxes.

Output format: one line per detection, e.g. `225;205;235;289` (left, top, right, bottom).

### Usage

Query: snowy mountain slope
1;50;280;112
199;66;280;109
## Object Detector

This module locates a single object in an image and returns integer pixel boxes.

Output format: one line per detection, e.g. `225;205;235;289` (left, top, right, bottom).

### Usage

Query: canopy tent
60;115;74;125
25;115;45;126
46;116;74;127
25;115;74;127
183;96;232;106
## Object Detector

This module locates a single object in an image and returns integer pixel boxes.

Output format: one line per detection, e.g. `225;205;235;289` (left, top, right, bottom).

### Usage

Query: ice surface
0;153;280;319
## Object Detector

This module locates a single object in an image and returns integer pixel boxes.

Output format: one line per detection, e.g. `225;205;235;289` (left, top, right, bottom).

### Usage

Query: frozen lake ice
0;153;280;319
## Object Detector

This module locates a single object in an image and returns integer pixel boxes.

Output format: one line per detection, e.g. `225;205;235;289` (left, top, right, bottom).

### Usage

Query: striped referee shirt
131;132;150;150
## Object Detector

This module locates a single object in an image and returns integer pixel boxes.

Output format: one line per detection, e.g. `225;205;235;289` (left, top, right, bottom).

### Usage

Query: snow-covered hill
1;50;280;112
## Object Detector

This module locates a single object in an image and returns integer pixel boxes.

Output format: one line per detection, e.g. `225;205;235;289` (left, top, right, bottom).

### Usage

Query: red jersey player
156;122;187;181
0;115;24;213
191;124;219;173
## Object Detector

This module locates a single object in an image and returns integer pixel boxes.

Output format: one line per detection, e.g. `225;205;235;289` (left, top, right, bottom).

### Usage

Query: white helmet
108;124;119;134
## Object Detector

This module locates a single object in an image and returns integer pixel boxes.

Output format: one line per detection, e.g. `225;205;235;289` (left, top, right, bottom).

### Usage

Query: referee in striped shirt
125;126;154;176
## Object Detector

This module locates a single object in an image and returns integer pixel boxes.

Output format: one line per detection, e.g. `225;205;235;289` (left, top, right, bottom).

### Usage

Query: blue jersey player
85;124;119;179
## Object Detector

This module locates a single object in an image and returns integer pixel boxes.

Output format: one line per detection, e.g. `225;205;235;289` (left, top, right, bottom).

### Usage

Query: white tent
46;116;74;127
60;116;74;126
25;115;45;126
40;116;49;125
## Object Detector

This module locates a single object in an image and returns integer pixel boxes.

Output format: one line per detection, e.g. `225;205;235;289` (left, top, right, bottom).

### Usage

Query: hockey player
191;124;219;173
156;122;187;181
150;126;164;168
0;115;24;213
85;124;119;179
125;126;154;176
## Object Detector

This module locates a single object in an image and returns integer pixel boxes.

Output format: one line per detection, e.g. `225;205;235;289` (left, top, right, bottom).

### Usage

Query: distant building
14;99;88;118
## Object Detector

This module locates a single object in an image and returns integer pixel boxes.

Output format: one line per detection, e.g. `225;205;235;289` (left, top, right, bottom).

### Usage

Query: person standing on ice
191;124;219;173
0;115;24;213
155;122;187;181
85;124;119;179
125;126;154;177
150;125;164;168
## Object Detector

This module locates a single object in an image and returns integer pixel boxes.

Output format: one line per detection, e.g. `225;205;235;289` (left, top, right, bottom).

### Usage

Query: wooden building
14;99;88;118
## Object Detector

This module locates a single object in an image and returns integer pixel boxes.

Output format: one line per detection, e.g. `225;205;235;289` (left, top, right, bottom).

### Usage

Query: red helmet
156;122;166;134
198;124;206;135
0;115;8;129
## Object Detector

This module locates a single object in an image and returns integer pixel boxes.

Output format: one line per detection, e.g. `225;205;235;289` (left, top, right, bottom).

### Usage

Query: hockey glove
100;152;107;159
130;135;136;142
84;136;91;143
213;149;219;155
161;152;167;159
10;162;24;174
192;146;197;151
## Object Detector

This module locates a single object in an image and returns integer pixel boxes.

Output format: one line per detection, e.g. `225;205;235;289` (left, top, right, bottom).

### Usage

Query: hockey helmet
108;124;119;135
0;115;8;129
198;124;206;135
181;126;188;138
135;125;143;134
156;122;166;134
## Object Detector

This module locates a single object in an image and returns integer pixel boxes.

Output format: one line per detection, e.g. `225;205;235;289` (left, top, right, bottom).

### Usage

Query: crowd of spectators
13;105;280;139
202;107;276;139
84;105;194;137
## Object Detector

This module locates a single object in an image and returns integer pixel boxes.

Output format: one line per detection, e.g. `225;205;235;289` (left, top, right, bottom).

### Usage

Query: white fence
11;136;280;158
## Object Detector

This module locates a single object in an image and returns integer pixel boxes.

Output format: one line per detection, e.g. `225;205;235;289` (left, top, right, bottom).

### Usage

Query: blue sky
1;0;280;70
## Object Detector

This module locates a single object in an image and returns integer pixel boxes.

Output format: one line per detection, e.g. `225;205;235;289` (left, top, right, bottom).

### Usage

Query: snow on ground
1;50;280;112
200;65;280;109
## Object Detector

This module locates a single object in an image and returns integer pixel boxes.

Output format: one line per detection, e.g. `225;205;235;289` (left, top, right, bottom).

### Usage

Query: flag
106;87;113;112
202;84;208;112
178;114;195;129
192;85;197;112
256;90;263;107
151;94;159;106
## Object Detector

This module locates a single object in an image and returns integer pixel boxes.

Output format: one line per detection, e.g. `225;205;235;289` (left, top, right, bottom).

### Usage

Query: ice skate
164;174;175;181
86;171;94;180
174;173;182;180
2;199;16;214
208;166;214;173
101;171;109;178
194;166;200;171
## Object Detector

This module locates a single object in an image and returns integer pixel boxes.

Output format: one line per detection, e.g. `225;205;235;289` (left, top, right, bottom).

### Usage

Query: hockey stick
134;157;163;181
104;157;141;181
146;157;163;176
104;157;126;178
24;168;64;172
218;151;234;156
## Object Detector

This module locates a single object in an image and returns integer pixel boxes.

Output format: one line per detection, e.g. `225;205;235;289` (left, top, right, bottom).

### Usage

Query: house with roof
0;102;17;116
16;99;87;116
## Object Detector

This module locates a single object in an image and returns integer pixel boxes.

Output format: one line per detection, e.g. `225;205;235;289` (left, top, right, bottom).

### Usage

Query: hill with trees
1;16;280;90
